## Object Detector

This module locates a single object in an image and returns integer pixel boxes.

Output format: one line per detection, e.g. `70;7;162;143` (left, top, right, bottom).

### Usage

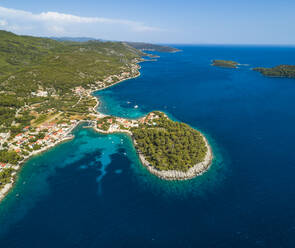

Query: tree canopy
132;113;208;172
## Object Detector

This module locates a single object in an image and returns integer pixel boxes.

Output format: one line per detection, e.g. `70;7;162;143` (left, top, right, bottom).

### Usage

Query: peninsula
212;60;239;68
253;65;295;78
94;112;212;180
0;31;212;202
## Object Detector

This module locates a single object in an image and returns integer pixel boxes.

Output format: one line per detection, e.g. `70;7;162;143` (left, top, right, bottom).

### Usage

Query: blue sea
1;45;295;247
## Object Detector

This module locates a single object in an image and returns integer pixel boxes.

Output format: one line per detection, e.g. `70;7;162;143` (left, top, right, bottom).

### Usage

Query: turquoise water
1;46;295;247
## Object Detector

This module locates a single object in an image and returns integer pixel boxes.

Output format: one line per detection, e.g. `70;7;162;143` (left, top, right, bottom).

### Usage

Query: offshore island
212;59;239;68
253;65;295;78
212;60;295;79
0;31;212;202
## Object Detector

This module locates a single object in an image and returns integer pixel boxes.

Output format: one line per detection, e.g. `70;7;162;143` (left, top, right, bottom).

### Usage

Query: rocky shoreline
136;135;213;180
92;126;213;181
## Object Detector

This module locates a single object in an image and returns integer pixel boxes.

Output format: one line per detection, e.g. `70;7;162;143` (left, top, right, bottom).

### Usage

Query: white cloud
0;19;7;27
0;6;163;39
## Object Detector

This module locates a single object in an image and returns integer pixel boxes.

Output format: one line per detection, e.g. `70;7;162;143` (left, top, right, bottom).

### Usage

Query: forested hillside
0;30;142;134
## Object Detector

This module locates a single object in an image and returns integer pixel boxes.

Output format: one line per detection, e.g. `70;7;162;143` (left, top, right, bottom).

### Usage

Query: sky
0;0;294;44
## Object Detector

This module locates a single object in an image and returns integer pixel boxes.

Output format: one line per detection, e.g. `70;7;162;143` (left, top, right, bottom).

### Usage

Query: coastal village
0;111;159;173
0;96;160;173
94;111;160;134
0;120;77;170
0;101;161;200
0;61;142;200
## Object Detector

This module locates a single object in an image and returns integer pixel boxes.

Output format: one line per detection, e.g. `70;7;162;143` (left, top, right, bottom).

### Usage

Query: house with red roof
0;163;7;168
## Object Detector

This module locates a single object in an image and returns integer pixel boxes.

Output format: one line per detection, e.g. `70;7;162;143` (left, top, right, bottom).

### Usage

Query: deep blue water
1;45;295;247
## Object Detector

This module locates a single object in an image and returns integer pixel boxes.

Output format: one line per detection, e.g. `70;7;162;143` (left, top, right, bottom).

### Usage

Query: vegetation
49;38;179;53
0;150;21;164
0;30;143;133
253;65;295;78
0;168;14;186
97;116;115;131
49;37;102;42
131;112;207;172
212;60;238;68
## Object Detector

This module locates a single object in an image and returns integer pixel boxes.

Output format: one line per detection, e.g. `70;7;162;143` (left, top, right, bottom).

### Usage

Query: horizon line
2;29;295;47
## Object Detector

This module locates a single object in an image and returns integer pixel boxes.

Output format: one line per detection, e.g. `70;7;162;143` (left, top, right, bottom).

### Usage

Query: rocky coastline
136;135;213;180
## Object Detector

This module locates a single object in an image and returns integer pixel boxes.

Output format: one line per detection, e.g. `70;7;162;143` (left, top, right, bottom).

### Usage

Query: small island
212;60;239;68
253;65;295;78
94;111;212;180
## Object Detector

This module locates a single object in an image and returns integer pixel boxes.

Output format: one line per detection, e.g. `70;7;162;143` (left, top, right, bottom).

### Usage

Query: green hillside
0;30;143;134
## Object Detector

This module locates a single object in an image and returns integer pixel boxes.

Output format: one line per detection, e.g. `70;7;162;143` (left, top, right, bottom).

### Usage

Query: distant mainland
49;37;181;53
